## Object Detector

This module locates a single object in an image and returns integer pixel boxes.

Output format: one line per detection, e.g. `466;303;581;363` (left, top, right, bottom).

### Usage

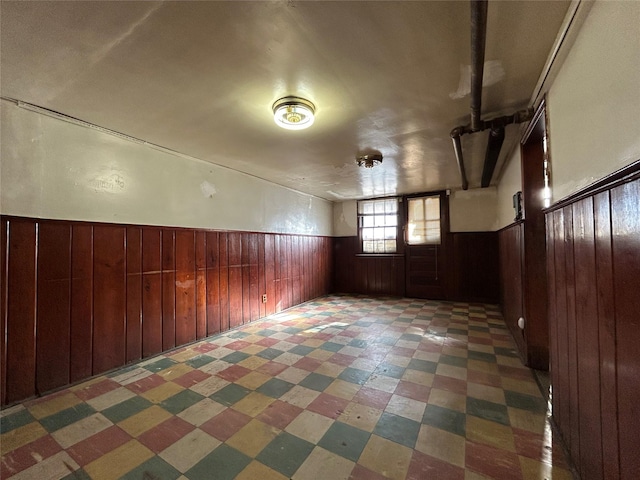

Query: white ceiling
1;1;571;202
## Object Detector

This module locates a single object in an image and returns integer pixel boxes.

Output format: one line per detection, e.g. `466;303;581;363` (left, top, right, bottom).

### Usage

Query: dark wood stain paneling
0;215;332;406
142;229;162;358
1;219;8;405
92;226;126;375
5;220;37;403
70;225;93;382
545;168;639;480
36;223;72;393
498;224;525;361
126;227;142;363
449;232;499;304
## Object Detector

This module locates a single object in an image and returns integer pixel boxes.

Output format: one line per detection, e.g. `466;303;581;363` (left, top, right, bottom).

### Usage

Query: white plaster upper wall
449;188;498;232
547;1;640;202
0;100;333;235
333;200;358;236
495;147;522;230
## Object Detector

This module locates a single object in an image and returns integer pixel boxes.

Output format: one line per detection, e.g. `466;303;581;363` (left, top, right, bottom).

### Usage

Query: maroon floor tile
467;370;502;388
468;336;493;346
256;337;280;347
349;464;389;480
74;379;121;401
306;393;350;420
216;365;252;382
390;346;416;358
512;427;569;469
394;381;431;402
66;426;132;466
497;365;534;381
417;341;443;353
193;343;219;353
352;387;392;411
465;440;524;480
199;409;252;441
0;434;62;478
407;450;465;480
286;335;307;344
125;374;166;394
256;400;304;430
293;357;323;372
329;353;357;367
257;361;289;376
137;416;196;453
225;340;252;351
432;375;467;395
172;370;211;388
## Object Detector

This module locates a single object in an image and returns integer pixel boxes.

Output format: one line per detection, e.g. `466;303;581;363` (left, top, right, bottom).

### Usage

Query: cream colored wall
0;100;333;235
494;147;522;230
333;200;358;236
547;0;640;202
449;188;498;232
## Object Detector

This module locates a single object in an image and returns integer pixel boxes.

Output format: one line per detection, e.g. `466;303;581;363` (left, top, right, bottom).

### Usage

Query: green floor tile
373;363;405;379
317;421;371;462
144;358;178;373
186;444;251;480
160;389;205;414
439;355;468;368
466;397;510;426
289;345;315;356
407;358;438;373
186;355;215;369
468;351;497;363
320;342;344;352
40;403;96;432
221;351;251;364
338;367;371;385
400;333;423;342
102;396;154;423
283;327;303;334
121;456;181;480
210;383;251;406
373;412;420;448
298;373;334;392
494;347;519;358
375;336;397;346
505;390;547;413
422;405;466;437
256;432;315;477
447;328;468;336
257;378;295;398
228;331;250;339
62;468;91;480
256;348;285;360
468;326;491;333
256;329;278;337
1;408;35;433
348;339;367;348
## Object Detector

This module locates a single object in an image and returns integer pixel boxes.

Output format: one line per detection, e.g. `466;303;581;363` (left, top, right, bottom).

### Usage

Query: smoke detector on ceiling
356;153;383;168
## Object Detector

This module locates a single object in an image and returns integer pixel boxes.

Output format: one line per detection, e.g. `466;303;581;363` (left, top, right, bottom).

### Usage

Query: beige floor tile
119;405;172;437
350;358;378;372
467;359;500;375
412;351;441;363
358;434;413;480
385;354;412;367
232;392;275;417
0;422;48;455
427;388;467;413
324;379;360;401
178;398;227;426
141;382;185;403
227;419;281;457
363;375;400;393
236;461;288;480
466;416;516;452
279;386;321;409
507;407;546;433
27;392;82;419
301;339;325;348
86;387;136;411
157;363;194;381
467;382;506;405
285;410;334;444
519;455;574;480
235;371;272;390
52;413;112;448
416;424;466;467
237;356;269;370
159;429;221;473
9;451;80;480
501;377;542;396
307;349;334;361
277;367;311;384
241;344;267;356
401;369;434;387
338;402;382;432
190;376;230;397
292;446;355;480
85;440;153;480
315;362;346;378
169;349;199;363
386;394;427;423
442;346;468;358
436;363;468;381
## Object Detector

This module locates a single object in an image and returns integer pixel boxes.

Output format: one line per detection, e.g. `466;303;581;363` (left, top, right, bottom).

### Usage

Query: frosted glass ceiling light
356;153;383;168
272;96;315;130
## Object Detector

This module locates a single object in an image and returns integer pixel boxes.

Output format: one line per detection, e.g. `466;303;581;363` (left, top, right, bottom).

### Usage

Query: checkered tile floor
1;295;573;479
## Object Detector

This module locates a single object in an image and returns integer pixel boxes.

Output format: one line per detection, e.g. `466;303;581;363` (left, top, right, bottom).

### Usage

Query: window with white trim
407;196;441;245
357;198;399;253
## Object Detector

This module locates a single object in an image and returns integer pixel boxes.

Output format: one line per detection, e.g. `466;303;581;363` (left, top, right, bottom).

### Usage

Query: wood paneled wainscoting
0;216;332;407
545;162;640;480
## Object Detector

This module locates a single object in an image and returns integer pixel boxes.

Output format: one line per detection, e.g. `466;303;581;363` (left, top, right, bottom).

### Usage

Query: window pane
407;196;440;245
358;198;398;253
362;216;374;227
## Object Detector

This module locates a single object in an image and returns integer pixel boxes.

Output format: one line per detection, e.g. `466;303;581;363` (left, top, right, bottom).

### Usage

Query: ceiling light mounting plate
272;96;315;130
356;153;383;168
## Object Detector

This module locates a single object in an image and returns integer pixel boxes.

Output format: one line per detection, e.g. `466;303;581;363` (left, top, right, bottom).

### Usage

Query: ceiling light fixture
272;96;315;130
356;153;383;168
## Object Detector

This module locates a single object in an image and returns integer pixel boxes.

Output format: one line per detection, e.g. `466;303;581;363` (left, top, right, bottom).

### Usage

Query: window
407;196;441;245
358;198;398;253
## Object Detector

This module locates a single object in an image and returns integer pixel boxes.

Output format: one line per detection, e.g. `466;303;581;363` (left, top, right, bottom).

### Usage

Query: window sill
356;253;405;258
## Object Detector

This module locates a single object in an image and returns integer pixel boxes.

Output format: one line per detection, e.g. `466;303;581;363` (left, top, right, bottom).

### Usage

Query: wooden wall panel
449;232;499;304
126;227;142;363
1;215;333;406
70;225;93;382
92;226;126;375
162;230;176;350
498;224;525;362
36;223;71;393
175;230;196;346
545;167;639;480
142;229;162;358
1;219;7;405
611;179;640;480
5;220;37;403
